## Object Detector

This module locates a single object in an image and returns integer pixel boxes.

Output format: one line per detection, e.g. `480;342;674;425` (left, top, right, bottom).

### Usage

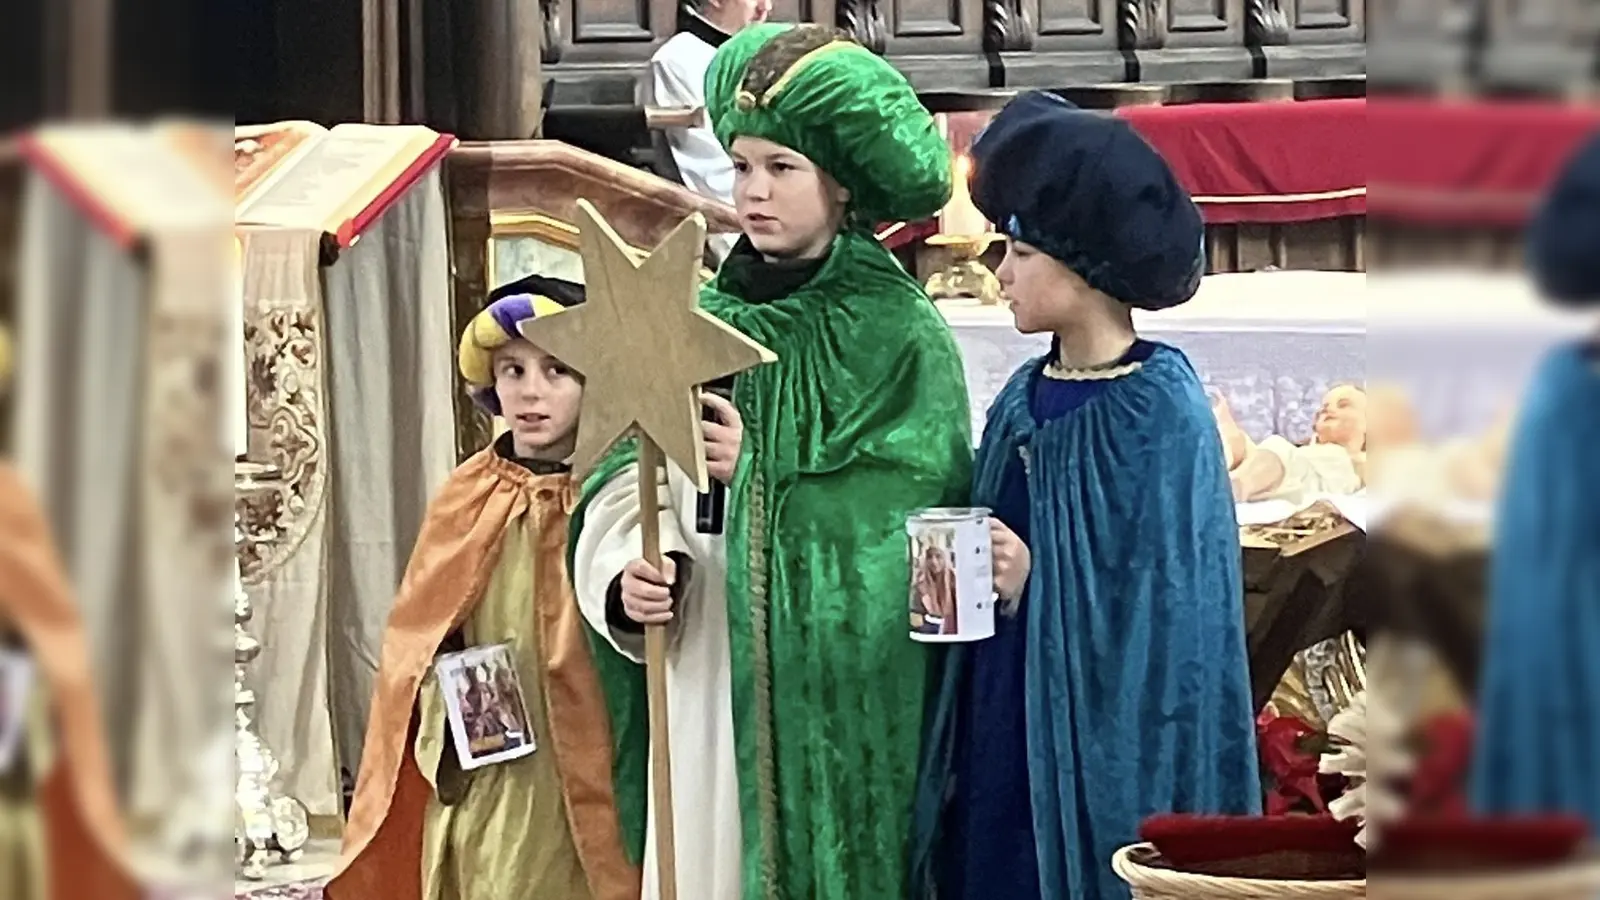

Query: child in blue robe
1471;133;1600;828
911;91;1261;900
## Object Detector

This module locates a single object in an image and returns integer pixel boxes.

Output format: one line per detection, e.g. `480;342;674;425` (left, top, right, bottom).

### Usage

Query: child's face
731;136;849;261
493;339;582;460
995;239;1098;334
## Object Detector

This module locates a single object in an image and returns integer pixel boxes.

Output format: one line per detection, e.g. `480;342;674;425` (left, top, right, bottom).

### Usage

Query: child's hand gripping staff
516;200;775;900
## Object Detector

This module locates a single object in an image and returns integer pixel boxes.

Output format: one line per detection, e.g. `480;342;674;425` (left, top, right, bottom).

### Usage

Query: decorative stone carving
984;0;1036;52
1246;0;1291;46
542;0;564;64
1118;0;1167;51
838;0;889;54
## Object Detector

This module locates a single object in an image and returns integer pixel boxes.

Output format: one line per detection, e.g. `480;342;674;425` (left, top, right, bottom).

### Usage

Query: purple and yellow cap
458;274;585;415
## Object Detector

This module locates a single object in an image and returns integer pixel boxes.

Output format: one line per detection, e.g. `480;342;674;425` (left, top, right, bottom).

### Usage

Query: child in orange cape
324;277;639;900
0;323;141;900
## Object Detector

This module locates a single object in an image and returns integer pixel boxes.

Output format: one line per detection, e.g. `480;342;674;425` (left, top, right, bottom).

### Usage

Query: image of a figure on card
455;662;523;756
910;528;959;636
435;642;537;769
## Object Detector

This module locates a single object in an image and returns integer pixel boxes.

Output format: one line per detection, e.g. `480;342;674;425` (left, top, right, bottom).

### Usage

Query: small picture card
0;648;36;773
434;643;537;771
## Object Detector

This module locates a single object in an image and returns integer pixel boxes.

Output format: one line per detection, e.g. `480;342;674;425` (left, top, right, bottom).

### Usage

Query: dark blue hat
969;91;1205;310
1528;131;1600;306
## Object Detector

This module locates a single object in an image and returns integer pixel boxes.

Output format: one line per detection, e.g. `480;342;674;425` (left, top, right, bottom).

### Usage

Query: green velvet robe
576;230;973;899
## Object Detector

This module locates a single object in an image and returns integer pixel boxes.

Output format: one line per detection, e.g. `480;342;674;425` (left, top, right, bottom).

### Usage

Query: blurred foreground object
1527;132;1600;304
8;123;234;866
1470;130;1600;833
233;462;309;880
0;419;140;899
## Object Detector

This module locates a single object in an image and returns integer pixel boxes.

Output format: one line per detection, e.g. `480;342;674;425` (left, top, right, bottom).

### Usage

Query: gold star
517;200;776;492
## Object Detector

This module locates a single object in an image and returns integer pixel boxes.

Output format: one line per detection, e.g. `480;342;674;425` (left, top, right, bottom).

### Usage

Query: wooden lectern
445;140;741;458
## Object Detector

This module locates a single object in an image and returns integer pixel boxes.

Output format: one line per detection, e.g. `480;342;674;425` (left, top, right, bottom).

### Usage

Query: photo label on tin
908;508;996;643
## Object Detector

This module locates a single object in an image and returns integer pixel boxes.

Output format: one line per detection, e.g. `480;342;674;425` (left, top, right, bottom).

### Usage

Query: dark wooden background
235;0;1372;131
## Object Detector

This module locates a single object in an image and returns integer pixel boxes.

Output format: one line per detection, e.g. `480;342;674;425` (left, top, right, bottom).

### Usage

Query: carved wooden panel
570;0;653;42
1172;0;1231;32
1482;0;1600;59
893;0;964;36
1030;0;1116;52
558;0;676;63
1286;0;1363;43
884;0;984;54
1294;0;1355;29
1369;0;1469;43
769;0;822;24
1204;217;1365;273
1164;0;1246;47
1037;0;1106;35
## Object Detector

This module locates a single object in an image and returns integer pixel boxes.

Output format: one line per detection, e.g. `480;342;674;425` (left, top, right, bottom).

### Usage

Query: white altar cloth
943;270;1593;443
943;271;1366;443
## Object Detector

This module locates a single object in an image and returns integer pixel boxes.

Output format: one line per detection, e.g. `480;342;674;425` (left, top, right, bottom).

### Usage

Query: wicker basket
1370;858;1600;900
1112;844;1366;899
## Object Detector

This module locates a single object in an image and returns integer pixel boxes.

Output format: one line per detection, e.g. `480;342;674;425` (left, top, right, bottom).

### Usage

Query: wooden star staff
518;200;775;899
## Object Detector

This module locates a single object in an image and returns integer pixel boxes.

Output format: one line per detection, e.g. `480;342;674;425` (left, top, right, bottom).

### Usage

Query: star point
516;200;776;492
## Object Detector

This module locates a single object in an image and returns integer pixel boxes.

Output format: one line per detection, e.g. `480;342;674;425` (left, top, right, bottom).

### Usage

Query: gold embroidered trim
1042;360;1144;381
747;466;780;898
758;40;855;108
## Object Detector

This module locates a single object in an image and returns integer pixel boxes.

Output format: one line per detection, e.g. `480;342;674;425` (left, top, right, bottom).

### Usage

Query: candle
940;154;989;238
233;236;249;459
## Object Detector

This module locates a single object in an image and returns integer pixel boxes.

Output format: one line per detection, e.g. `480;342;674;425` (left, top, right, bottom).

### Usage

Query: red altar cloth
1116;99;1367;225
1368;99;1600;227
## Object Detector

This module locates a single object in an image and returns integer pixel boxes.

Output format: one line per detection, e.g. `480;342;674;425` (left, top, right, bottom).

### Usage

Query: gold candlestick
234;459;310;881
925;152;1006;307
925;233;1005;307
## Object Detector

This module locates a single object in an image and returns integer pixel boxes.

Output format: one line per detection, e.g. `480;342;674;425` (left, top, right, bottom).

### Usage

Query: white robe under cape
650;28;738;262
572;461;741;900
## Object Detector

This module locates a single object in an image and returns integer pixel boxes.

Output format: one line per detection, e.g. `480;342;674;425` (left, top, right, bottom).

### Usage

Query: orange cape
325;449;640;900
0;463;141;900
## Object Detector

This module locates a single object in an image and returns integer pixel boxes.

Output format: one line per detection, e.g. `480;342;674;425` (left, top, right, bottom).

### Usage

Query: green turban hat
705;23;952;224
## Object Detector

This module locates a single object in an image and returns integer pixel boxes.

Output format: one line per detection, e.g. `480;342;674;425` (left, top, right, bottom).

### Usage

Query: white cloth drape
571;461;742;900
320;169;456;782
651;29;738;262
11;171;235;834
12;171;148;796
240;168;456;819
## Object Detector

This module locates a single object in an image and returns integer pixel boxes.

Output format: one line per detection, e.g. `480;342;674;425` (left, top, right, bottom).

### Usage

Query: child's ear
835;185;852;205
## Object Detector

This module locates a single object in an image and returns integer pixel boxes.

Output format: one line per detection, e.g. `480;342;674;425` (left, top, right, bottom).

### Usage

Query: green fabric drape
575;230;972;898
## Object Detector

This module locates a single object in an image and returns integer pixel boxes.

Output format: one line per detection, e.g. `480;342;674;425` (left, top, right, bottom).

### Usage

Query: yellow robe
326;446;639;900
416;524;591;900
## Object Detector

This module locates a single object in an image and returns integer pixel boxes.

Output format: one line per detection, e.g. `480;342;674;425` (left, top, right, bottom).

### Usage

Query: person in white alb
650;0;770;260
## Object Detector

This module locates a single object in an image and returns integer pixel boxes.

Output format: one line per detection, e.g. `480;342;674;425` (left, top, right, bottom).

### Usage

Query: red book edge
17;133;141;251
336;132;458;248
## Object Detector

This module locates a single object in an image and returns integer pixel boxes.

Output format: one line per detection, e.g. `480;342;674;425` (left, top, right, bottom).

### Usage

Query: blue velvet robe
911;343;1261;900
1472;343;1600;826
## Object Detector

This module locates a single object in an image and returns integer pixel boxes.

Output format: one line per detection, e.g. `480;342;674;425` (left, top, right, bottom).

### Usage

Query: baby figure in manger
1219;385;1370;503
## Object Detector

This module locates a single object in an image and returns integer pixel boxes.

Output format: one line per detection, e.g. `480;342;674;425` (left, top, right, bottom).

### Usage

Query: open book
21;122;232;246
235;122;456;247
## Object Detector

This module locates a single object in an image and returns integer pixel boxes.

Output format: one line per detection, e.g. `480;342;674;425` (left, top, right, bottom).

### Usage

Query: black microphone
696;377;736;534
